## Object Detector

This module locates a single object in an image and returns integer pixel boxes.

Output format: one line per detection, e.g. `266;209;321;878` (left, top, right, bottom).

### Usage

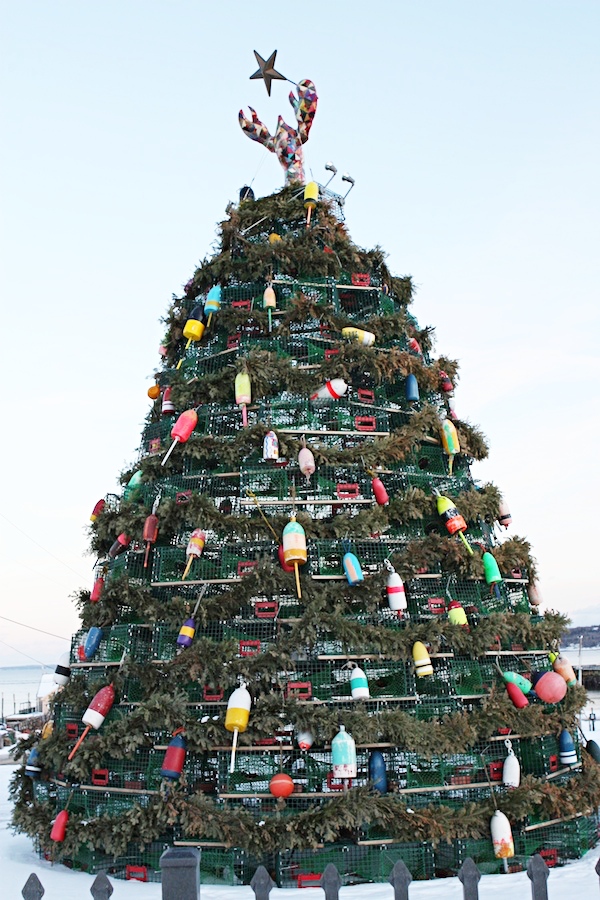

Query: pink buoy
534;671;567;704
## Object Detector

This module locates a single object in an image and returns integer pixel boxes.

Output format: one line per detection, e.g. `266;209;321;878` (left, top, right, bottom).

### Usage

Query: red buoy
372;476;389;506
505;682;529;709
90;576;104;604
50;809;69;842
269;773;294;798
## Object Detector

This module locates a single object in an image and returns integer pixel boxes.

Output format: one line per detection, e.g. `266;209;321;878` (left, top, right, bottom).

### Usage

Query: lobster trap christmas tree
12;54;600;885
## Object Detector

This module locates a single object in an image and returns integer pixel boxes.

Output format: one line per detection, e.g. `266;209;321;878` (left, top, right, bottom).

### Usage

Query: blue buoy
369;750;388;793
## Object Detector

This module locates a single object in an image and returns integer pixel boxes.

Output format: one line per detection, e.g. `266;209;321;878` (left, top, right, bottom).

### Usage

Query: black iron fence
20;849;600;900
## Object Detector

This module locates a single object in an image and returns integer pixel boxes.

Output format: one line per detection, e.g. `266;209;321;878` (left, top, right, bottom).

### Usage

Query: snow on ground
1;703;599;899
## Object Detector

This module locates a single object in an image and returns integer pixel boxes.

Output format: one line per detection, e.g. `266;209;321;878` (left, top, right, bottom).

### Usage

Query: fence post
21;874;44;900
457;858;480;900
388;859;412;900
250;865;274;900
320;863;342;900
527;854;549;900
160;847;201;900
90;873;113;900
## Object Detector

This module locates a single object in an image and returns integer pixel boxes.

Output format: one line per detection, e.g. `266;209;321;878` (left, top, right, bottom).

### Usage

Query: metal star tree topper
239;50;318;185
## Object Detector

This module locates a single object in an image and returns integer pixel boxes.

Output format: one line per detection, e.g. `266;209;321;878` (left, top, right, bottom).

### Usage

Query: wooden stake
67;725;91;761
229;728;239;773
294;562;302;599
182;555;194;580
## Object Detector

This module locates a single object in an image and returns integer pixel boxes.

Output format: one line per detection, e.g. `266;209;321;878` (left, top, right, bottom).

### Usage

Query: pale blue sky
1;1;599;667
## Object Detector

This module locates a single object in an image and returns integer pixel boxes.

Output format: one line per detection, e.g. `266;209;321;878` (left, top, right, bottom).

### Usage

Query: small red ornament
90;576;104;604
269;773;294;798
50;809;69;842
505;682;529;709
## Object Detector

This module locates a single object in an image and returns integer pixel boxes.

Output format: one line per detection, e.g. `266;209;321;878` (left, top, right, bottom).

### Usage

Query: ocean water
0;665;52;717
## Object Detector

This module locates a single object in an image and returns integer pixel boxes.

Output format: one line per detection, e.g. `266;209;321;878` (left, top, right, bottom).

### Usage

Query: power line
0;614;69;641
0;508;88;581
0;639;52;668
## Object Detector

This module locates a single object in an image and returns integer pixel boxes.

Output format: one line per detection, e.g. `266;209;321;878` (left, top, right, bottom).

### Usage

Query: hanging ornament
142;495;161;568
297;730;314;751
559;729;577;766
527;582;542;606
176;587;207;650
282;514;307;599
482;551;502;598
370;472;389;506
269;772;294;798
182;529;206;580
298;437;315;483
499;669;532;695
439;370;453;393
53;652;71;687
304;181;318;227
263;283;276;333
263;429;279;460
161;386;175;416
176;305;206;370
505;680;529;709
331;725;357;780
67;684;115;760
585;739;600;763
90;573;105;603
342;542;364;586
41;721;53;741
434;491;473;555
349;664;370;699
497;499;512;529
405;373;419;403
162;408;199;467
490;810;514;859
78;627;103;662
341;327;375;347
123;470;143;499
50;809;69;843
407;337;422;355
549;651;576;686
204;285;222;327
447;396;458;421
235;370;251;427
412;641;433;677
384;560;407;615
148;382;161;400
532;671;567;704
268;232;282;244
160;729;187;780
502;740;521;788
225;683;251;773
369;750;388;793
310;378;348;401
447;599;468;627
90;499;105;522
25;747;42;779
439;417;460;475
108;533;130;559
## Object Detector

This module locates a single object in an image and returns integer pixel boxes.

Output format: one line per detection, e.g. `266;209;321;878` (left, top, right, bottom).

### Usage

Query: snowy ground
2;700;599;899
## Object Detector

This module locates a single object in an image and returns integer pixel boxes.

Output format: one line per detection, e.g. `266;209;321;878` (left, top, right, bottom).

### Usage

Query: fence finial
250;865;274;900
388;858;412;900
21;874;44;900
90;872;114;900
458;857;481;900
527;853;549;900
320;863;342;900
